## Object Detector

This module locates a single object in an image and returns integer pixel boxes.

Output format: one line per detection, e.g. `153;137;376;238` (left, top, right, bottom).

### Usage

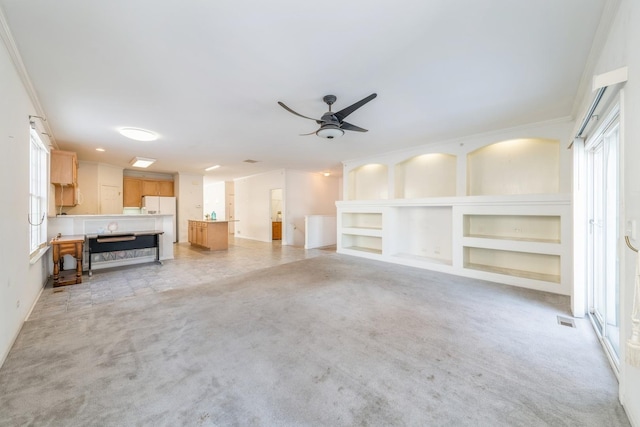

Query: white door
586;106;620;365
100;185;120;214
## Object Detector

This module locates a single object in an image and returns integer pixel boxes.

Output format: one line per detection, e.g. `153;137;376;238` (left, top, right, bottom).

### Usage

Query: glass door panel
587;116;620;364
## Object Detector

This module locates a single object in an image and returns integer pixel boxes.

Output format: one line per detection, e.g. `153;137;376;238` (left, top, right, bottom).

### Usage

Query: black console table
86;230;164;276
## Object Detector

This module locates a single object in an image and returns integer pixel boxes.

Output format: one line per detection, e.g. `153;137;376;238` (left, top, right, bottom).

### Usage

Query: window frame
29;126;49;257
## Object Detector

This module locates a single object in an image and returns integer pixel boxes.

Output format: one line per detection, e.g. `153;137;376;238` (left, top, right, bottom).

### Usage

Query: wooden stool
51;235;85;287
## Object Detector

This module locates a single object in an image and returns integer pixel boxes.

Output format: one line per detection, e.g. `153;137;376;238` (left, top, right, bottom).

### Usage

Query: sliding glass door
586;106;620;365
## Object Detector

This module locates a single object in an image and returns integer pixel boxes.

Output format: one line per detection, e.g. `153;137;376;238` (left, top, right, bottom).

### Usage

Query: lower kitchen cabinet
188;220;229;250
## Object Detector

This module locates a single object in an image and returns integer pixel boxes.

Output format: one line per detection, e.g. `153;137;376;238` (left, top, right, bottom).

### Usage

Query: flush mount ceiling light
118;127;158;141
130;157;156;168
96;148;105;152
205;165;221;171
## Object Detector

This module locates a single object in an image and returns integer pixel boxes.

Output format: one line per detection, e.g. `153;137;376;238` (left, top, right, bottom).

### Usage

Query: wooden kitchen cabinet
50;150;77;185
272;222;282;240
142;180;159;196
188;220;229;250
51;150;78;206
123;177;174;207
142;179;174;196
54;184;78;207
123;177;143;207
157;180;174;196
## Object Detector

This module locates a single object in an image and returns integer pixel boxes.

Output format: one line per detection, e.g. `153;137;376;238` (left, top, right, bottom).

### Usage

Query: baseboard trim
0;279;46;369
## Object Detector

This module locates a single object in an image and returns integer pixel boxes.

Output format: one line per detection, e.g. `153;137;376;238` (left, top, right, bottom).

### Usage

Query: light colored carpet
0;254;629;426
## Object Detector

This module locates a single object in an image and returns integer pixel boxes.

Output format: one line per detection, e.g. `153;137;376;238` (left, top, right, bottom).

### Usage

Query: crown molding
0;5;57;148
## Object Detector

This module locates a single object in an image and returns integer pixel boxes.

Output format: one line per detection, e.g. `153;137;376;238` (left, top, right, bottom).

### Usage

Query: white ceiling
0;0;608;181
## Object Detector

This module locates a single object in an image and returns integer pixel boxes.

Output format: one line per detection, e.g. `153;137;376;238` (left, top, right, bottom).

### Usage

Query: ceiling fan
278;93;377;139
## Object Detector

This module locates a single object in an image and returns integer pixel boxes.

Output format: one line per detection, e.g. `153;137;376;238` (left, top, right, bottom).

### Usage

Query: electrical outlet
16;300;20;308
434;247;441;254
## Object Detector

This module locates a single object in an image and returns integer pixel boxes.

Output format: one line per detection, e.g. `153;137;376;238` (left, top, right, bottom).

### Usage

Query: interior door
100;185;121;214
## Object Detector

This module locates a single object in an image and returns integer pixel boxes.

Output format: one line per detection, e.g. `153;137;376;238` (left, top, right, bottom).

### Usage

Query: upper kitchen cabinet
123;177;175;207
51;150;78;207
157;180;174;196
50;150;77;185
123;177;143;207
142;179;174;197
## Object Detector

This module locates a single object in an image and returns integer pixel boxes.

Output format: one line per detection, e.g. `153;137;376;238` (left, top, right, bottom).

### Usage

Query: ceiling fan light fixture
316;126;344;139
118;127;158;141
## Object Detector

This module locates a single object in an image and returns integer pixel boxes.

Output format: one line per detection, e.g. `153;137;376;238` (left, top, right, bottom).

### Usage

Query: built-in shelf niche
347;164;388;200
395;153;456;198
467;138;560;196
464;247;561;283
342;234;382;255
463;214;561;243
394;206;452;264
342;212;382;230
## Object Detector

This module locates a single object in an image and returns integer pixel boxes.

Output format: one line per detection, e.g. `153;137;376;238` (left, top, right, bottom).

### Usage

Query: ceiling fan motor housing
323;95;337;107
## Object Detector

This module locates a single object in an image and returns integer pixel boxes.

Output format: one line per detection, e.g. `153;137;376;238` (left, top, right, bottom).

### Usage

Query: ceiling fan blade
278;101;320;121
341;122;368;132
299;130;318;136
334;93;377;122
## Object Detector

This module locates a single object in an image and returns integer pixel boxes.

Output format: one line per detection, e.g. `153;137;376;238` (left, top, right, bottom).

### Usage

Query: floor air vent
557;316;576;328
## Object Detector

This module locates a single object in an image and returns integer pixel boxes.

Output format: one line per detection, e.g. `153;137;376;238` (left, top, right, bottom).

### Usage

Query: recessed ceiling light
323;172;331;177
205;165;221;171
118;127;158;141
130;157;156;168
96;148;105;152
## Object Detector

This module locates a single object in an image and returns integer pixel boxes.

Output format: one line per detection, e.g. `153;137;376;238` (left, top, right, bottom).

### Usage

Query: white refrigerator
142;196;177;242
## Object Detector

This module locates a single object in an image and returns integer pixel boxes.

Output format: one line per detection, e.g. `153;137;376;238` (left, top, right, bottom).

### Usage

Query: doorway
585;104;620;367
270;188;282;241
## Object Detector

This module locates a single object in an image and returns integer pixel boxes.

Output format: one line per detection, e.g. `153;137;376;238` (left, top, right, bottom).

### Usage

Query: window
29;127;48;255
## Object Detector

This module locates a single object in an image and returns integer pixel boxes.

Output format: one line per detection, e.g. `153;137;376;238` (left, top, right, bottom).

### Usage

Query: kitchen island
188;220;229;250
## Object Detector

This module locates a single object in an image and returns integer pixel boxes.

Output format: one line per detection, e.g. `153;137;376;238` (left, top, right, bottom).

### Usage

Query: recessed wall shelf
338;133;572;295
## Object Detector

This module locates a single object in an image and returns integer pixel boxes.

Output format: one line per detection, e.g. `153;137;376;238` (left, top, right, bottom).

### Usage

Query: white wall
175;173;203;242
585;0;640;423
285;171;340;247
0;31;50;366
203;179;225;220
234;170;285;242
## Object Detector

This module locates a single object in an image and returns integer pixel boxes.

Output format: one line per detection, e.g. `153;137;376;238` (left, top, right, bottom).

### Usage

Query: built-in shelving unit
392;206;453;265
338;135;572;295
338;210;384;258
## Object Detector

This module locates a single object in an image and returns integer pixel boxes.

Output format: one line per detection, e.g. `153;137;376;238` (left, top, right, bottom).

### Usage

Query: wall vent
557;316;576;328
243;159;259;163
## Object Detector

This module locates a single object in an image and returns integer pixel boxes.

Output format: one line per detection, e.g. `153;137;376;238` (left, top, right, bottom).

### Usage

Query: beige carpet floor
0;253;630;426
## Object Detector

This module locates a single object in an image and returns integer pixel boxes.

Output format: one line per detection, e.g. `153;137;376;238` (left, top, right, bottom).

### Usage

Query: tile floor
28;238;333;322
